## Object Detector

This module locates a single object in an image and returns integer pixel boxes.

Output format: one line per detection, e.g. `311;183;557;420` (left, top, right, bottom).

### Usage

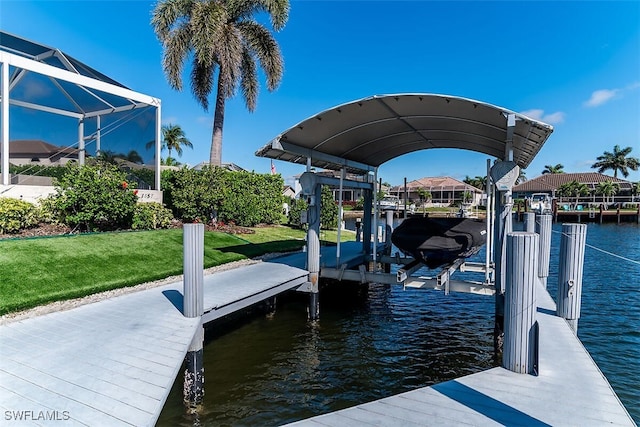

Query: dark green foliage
161;167;283;226
287;197;308;228
0;198;38;233
216;171;284;226
131;202;174;230
320;185;339;230
9;164;68;180
51;163;138;231
161;167;225;223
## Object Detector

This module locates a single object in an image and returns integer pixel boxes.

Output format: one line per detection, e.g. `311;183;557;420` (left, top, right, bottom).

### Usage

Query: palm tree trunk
209;78;225;167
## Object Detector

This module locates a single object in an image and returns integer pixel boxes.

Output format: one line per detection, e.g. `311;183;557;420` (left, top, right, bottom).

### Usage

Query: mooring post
503;232;539;374
536;215;552;288
523;212;535;232
183;223;204;407
557;223;587;334
307;183;322;321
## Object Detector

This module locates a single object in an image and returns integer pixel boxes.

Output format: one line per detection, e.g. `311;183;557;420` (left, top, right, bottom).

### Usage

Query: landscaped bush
50;163;138;231
161;167;224;223
162;167;283;226
320;185;339;230
287;197;308;228
131;202;174;230
9;164;68;180
0;198;39;234
216;171;283;226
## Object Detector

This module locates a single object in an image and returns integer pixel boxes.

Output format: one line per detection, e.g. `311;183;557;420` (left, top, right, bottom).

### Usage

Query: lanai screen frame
0;33;161;189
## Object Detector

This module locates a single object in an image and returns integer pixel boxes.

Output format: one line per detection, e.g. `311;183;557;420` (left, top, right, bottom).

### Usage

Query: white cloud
196;116;211;125
520;109;565;124
542;112;565;124
584;89;618;107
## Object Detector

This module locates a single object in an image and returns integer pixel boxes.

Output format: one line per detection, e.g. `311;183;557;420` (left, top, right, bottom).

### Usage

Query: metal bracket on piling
358;264;367;284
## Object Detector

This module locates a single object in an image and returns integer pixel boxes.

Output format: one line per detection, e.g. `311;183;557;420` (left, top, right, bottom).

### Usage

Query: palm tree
162;156;181;166
463;175;487;191
557;180;590;207
591;145;640;178
542;164;564;174
124;150;143;164
516;169;527;185
595;181;619;205
152;0;289;166
162;124;193;159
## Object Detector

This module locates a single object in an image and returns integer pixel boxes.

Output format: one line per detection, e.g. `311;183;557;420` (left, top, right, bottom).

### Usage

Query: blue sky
2;0;639;185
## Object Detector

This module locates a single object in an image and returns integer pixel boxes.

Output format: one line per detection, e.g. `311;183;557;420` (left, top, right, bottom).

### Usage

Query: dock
0;242;372;426
285;280;636;427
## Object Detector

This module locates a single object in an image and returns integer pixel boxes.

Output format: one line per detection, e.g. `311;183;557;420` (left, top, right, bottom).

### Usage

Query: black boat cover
391;217;487;269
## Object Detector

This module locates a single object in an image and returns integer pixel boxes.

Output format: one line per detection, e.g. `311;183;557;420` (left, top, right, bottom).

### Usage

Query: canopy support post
1;61;9;186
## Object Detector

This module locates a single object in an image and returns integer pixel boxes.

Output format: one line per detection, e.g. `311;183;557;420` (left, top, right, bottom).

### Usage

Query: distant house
513;172;634;203
282;185;296;199
8;139;79;166
389;176;483;206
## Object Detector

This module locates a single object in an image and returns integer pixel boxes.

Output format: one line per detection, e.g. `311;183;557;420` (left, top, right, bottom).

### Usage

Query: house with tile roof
389;176;483;206
8;139;80;166
513;172;635;205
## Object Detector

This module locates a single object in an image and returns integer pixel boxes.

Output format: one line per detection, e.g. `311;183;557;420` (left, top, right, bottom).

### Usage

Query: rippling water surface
158;221;639;426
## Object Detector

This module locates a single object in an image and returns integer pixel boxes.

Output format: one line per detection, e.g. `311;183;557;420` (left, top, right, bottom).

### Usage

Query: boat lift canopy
255;93;553;174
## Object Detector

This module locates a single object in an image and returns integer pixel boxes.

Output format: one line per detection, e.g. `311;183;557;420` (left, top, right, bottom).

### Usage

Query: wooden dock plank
286;281;635;426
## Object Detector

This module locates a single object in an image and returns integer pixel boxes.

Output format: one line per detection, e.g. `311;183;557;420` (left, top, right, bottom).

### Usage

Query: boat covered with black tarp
391;217;487;269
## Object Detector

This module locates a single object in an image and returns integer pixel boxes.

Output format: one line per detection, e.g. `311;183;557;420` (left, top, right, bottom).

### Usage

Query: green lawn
0;225;354;315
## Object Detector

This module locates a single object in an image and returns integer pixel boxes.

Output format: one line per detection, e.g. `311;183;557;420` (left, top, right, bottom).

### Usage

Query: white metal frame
0;49;161;188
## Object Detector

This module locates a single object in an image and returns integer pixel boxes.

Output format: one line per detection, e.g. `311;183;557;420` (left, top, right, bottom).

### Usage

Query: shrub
162;167;284;226
0;198;39;234
131;202;174;230
288;197;308;228
161;167;224;223
320;185;339;230
216;171;284;226
51;163;138;231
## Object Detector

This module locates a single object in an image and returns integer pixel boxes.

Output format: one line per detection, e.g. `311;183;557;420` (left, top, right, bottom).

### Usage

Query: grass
0;225;354;315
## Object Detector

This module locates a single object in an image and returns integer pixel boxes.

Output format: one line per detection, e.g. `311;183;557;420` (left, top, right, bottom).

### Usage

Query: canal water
158;220;640;426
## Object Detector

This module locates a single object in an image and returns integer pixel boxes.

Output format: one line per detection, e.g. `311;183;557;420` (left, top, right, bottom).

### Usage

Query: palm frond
238;21;283;90
239;49;258;111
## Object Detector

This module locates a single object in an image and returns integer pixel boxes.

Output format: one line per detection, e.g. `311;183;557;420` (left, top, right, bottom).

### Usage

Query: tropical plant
0;198;39;234
632;182;640;202
50;164;138;231
463;176;487;190
542;164;564;174
557;180;590;206
131;202;175;230
595;181;619;205
152;0;289;166
161;156;182;166
124;150;144;164
591;145;640;178
517;169;527;184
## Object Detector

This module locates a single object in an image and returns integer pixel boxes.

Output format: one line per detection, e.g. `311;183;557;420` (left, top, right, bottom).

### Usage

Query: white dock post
503;232;539;375
557;223;587;334
307;183;322;321
536;214;552;288
523;212;536;232
183;223;204;407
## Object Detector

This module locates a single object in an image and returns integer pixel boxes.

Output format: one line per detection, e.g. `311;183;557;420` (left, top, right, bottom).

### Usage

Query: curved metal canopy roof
256;93;554;174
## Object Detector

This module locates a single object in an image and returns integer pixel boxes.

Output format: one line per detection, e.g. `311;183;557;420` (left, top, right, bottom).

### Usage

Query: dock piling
503;232;539;375
523;212;535;232
557;223;587;334
183;223;205;407
536;214;552;288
